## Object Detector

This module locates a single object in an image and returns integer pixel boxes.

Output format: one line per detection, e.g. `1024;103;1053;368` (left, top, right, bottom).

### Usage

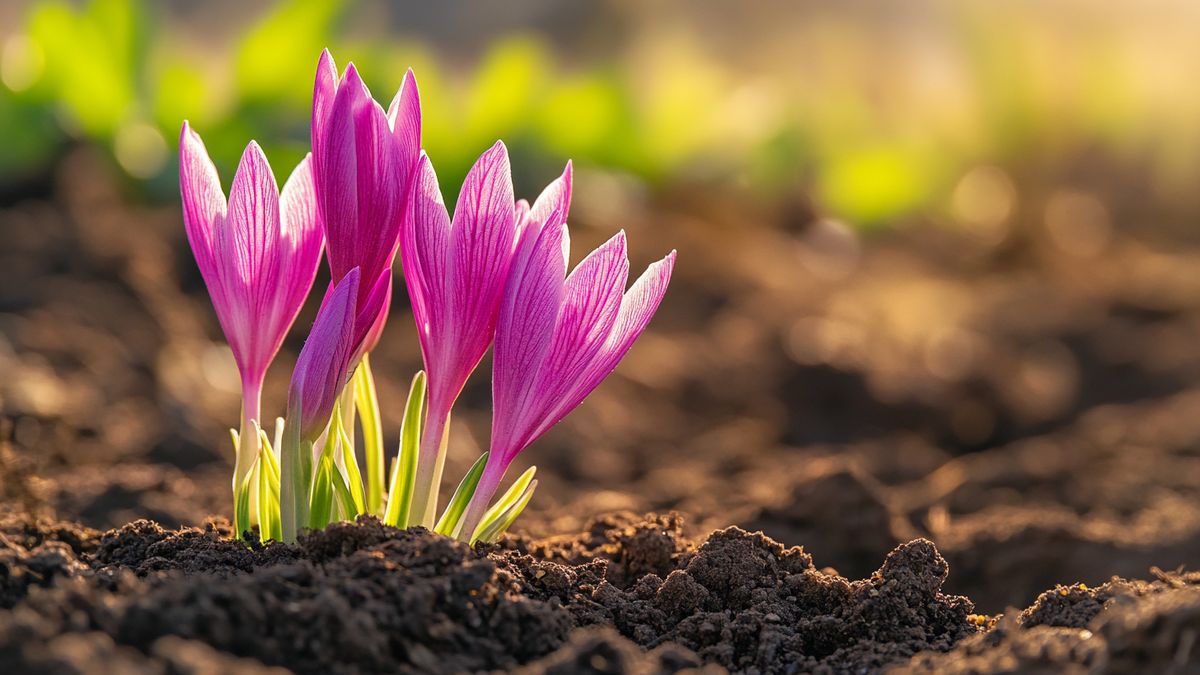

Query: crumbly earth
0;510;1197;673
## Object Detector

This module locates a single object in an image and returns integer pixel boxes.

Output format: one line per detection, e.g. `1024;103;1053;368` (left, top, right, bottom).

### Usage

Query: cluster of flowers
179;51;675;544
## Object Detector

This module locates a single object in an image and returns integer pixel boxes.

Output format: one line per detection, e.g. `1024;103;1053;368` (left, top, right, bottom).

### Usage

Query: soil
2;150;1200;672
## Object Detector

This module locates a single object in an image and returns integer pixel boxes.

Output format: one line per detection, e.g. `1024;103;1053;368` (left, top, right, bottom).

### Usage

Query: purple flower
280;268;370;542
286;268;362;441
400;142;520;524
458;167;676;537
178;122;323;488
311;49;421;356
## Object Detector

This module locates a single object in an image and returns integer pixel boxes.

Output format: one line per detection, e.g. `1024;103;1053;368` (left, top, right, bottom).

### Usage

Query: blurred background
3;0;1200;612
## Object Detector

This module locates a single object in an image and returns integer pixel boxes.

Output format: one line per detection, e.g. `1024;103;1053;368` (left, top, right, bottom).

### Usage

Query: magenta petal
401;154;451;369
352;92;402;305
432;141;517;407
526;161;572;235
318;63;369;283
289;268;360;440
387;68;422;194
491;220;569;462
543;231;629;378
317;62;403;324
178;123;225;299
534;250;676;440
274;154;325;358
355;270;393;358
311;49;339;171
215;141;282;380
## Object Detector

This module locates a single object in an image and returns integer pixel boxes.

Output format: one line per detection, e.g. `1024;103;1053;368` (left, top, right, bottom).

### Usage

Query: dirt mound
0;511;980;673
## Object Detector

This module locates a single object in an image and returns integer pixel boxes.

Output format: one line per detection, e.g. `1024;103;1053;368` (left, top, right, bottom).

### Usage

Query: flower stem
409;405;450;528
279;405;314;544
457;457;506;543
354;354;385;515
233;377;263;539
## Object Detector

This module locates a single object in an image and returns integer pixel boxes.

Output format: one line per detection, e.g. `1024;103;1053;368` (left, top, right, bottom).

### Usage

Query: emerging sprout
179;50;675;544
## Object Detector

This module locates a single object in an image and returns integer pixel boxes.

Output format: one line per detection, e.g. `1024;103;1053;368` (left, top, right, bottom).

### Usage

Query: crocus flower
401;142;519;526
287;269;362;443
457;169;676;539
280;268;362;541
311;49;421;356
178;122;324;497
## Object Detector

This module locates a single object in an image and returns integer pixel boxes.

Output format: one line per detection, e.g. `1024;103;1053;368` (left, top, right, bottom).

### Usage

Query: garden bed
1;510;1197;673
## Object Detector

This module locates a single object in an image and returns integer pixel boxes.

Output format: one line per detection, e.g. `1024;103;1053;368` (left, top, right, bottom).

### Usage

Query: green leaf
256;428;281;542
354;354;386;516
233;453;258;541
433;452;490;538
336;414;366;516
330;461;357;523
308;425;339;531
279;402;313;543
473;465;537;538
473;479;538;544
272;417;285;460
383;372;426;528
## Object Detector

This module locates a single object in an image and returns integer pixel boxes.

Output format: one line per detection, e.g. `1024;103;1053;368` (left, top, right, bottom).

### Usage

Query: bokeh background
3;0;1200;612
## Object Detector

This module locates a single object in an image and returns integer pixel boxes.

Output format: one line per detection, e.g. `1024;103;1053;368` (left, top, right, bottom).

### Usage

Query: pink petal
401;154;451;370
491;220;569;462
435;141;517;408
527;161;573;233
387;68;422;193
317;63;369;282
215;141;283;381
311;49;339;171
535;249;676;439
274;153;325;355
526;231;629;431
447;141;515;330
318;64;404;317
289;268;360;440
355;270;392;358
178;123;226;300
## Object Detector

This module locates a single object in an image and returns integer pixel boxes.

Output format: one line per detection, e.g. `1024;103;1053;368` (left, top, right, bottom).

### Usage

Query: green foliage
4;0;1196;226
383;371;426;529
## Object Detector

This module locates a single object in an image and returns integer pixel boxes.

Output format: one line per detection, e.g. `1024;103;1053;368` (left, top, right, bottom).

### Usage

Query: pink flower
286;269;363;441
280;268;368;541
400;142;520;524
458;166;676;538
178;122;324;489
311;49;421;356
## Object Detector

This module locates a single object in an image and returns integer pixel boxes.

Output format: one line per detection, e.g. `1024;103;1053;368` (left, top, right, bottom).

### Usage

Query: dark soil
4;150;1200;671
3;511;1199;673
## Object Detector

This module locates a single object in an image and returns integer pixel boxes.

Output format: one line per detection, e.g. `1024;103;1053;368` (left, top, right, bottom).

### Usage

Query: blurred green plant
2;0;1198;228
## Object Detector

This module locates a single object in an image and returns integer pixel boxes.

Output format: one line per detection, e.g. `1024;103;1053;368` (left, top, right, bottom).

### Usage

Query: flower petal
355;270;392;358
491;220;569;462
290;268;360;440
387;68;422;194
311;49;339;171
401;154;451;370
447;141;516;345
274;153;325;353
317;63;366;281
215;141;282;380
526;231;629;430
178;123;226;296
527;161;572;233
536;249;676;438
351;83;403;300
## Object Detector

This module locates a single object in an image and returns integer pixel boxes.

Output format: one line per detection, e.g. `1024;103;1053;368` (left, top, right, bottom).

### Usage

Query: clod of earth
2;510;1197;673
